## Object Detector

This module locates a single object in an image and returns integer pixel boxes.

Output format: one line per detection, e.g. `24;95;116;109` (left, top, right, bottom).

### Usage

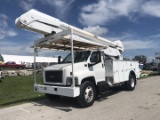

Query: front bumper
34;84;80;97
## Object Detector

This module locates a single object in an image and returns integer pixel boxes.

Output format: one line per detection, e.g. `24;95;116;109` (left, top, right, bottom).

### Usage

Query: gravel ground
0;76;160;120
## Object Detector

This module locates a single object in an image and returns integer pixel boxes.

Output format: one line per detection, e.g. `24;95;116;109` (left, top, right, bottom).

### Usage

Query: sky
0;0;160;62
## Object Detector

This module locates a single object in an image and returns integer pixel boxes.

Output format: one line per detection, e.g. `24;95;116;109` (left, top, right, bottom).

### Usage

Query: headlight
66;77;78;86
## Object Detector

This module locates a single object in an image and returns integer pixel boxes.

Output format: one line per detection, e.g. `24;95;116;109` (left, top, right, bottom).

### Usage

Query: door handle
102;64;104;68
84;64;87;67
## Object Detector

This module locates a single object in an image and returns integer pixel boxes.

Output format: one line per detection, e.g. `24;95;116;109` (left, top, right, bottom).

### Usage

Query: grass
139;71;160;79
0;75;45;108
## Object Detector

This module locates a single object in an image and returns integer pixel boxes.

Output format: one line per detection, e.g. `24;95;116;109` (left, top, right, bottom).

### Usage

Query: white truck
15;9;140;107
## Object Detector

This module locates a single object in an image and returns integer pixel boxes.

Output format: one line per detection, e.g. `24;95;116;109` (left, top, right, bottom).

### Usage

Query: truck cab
43;50;105;86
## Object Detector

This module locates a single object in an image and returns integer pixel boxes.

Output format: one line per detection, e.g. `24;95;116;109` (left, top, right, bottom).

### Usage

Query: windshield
62;51;90;63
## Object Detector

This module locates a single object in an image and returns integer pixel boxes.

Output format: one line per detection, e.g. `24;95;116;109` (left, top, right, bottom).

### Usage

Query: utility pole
155;52;160;63
155;52;160;74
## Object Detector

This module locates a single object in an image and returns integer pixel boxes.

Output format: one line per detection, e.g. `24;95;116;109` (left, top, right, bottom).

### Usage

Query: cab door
89;51;105;82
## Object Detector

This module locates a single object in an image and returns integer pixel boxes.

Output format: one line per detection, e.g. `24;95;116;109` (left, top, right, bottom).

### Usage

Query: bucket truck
15;9;140;107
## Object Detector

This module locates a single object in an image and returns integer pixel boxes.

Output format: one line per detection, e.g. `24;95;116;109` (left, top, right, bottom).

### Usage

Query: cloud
43;0;75;17
106;31;159;51
19;0;36;11
0;13;8;27
0;30;5;40
79;0;143;26
141;1;160;18
0;41;33;55
26;33;43;40
0;13;8;19
7;30;17;37
148;33;160;40
123;40;157;50
0;29;17;40
0;13;7;39
18;0;75;17
0;40;68;57
79;0;160;26
0;13;17;39
83;26;108;36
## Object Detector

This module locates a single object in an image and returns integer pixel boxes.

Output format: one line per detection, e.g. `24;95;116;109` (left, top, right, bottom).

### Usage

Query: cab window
90;51;101;63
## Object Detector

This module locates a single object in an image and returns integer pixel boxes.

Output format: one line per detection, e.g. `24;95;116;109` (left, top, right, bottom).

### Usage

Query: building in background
0;54;58;70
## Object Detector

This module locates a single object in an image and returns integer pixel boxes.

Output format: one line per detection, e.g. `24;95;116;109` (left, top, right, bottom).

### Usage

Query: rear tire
126;75;136;91
45;94;60;100
77;81;96;107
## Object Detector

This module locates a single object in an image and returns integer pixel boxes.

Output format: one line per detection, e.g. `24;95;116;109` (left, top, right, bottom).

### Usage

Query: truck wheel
126;75;136;91
45;94;60;100
77;81;96;107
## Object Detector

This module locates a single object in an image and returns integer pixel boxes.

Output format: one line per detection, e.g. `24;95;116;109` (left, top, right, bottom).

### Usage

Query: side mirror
58;56;61;64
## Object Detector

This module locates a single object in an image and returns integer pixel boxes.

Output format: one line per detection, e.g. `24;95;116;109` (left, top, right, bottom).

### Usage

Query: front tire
77;81;96;107
126;75;136;91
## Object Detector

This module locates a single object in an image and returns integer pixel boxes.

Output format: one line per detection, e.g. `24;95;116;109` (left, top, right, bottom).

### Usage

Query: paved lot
0;76;160;120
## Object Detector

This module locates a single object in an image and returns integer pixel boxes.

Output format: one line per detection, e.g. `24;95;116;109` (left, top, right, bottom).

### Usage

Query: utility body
15;9;140;107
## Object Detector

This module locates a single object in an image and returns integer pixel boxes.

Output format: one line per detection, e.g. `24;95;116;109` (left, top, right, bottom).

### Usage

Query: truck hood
44;63;71;70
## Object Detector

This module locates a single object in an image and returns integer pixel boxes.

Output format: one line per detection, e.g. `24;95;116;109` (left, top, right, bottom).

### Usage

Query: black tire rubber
76;81;96;108
45;94;60;100
126;75;136;91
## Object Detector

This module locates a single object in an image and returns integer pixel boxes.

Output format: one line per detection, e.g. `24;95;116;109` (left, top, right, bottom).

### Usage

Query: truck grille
45;71;63;83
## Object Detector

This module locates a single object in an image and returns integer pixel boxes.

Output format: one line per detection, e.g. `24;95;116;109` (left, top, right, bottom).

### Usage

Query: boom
15;9;124;52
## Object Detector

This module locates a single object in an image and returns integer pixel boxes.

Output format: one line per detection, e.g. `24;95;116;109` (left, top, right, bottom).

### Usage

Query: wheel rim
130;78;135;88
84;86;94;103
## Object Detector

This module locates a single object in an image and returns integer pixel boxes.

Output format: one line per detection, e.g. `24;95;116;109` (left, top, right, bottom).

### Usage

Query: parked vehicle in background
139;63;144;70
0;54;58;70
